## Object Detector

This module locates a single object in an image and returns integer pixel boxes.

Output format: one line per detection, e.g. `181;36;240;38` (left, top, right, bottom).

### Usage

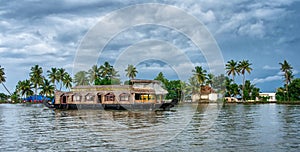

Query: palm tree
226;60;239;82
192;66;207;101
56;68;67;90
88;65;100;85
0;65;11;95
192;66;207;86
17;80;33;98
206;73;214;87
238;60;253;100
30;65;44;95
39;79;54;97
74;71;89;86
279;60;293;101
99;62;113;78
63;73;72;90
47;67;58;90
125;64;138;80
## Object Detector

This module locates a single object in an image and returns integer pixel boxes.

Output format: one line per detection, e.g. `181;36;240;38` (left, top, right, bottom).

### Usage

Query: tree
154;72;168;87
30;65;44;95
39;79;54;97
74;71;89;86
47;67;59;90
212;74;227;93
276;78;300;101
188;75;200;94
57;68;68;91
98;62;120;85
206;73;214;87
88;65;100;85
224;77;240;98
238;60;253;101
279;60;293;101
99;62;113;79
0;65;11;95
165;80;182;100
226;60;239;82
63;73;72;90
192;66;207;86
16;80;33;98
287;78;300;101
125;64;138;80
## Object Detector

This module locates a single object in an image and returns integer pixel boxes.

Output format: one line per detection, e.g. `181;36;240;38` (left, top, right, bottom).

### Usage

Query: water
0;103;300;151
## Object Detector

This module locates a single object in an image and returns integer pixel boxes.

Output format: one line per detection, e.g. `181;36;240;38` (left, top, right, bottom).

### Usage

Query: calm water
0;103;299;151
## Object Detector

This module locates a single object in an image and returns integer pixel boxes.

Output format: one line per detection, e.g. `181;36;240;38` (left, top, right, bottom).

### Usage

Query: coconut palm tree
226;60;239;82
56;68;67;90
30;65;44;95
238;60;253;100
206;73;214;87
279;60;293;101
17;80;33;98
125;64;138;80
47;67;58;90
99;62;113;78
39;79;54;97
88;65;100;85
0;65;11;95
63;73;72;90
74;71;89;86
192;66;207;101
192;66;207;86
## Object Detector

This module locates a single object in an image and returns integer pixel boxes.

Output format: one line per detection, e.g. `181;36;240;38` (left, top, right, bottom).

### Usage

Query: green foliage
0;92;8;101
74;71;89;86
259;96;270;102
10;92;20;103
192;66;207;85
16;79;33;98
212;74;226;93
154;72;182;100
242;80;260;100
39;79;54;96
279;60;293;101
165;80;182;100
277;78;300;101
225;60;239;82
30;65;44;95
125;64;138;80
154;72;168;85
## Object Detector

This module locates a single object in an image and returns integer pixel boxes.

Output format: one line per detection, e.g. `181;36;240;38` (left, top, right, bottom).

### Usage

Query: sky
0;0;300;93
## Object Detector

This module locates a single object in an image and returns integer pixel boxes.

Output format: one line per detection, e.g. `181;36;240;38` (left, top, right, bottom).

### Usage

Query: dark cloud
0;0;299;93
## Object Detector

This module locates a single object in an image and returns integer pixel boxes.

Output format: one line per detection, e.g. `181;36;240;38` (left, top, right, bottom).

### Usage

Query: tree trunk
1;83;11;96
242;74;245;101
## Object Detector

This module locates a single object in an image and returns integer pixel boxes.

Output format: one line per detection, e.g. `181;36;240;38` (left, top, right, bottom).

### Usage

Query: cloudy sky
0;0;299;93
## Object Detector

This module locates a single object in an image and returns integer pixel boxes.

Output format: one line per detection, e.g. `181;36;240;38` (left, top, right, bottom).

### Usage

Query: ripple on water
0;104;300;151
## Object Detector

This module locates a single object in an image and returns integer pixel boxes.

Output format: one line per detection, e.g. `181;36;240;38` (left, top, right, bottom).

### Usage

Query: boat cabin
54;79;168;105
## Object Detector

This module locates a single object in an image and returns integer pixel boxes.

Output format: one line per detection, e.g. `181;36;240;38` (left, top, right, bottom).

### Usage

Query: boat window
105;93;115;101
72;94;81;102
119;93;129;101
85;93;95;102
135;94;141;100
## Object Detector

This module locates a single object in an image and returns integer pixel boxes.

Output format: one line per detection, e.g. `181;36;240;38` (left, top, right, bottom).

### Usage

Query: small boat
44;79;177;110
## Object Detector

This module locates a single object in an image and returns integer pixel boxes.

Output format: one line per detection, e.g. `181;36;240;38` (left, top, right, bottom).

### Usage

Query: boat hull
52;103;163;110
45;99;178;111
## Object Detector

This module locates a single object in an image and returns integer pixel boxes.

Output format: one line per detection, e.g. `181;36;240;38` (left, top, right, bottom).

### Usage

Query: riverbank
224;101;300;104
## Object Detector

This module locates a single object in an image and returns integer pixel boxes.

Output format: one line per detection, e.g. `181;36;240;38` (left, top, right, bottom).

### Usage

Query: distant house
191;85;218;102
258;93;277;102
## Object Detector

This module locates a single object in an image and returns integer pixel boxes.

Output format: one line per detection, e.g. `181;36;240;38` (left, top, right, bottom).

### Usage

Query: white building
259;93;277;101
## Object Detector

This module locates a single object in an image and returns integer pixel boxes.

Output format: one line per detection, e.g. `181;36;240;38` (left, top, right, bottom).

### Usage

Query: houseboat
45;79;178;110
